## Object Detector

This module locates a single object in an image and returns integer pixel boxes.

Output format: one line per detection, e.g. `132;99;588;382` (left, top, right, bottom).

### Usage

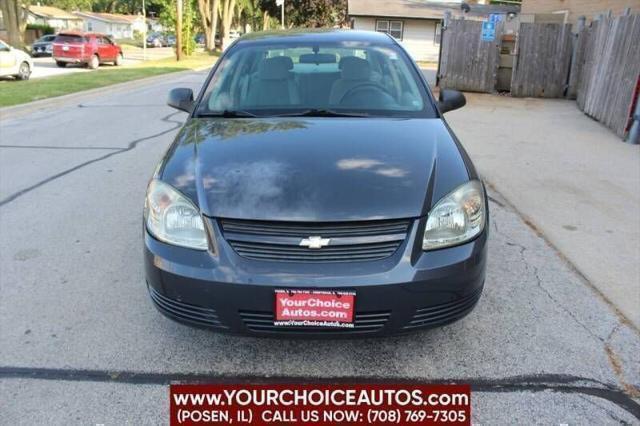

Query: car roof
236;29;395;46
56;31;107;37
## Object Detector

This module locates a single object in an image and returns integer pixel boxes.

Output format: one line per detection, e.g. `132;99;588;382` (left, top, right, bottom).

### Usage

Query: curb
0;65;211;121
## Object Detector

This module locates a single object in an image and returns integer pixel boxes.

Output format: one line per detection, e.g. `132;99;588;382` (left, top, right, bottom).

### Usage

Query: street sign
489;13;504;24
275;0;283;6
481;21;496;42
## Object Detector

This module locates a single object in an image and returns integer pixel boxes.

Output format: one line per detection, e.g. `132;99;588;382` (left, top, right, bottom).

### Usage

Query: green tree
284;0;346;28
1;0;29;47
39;0;93;11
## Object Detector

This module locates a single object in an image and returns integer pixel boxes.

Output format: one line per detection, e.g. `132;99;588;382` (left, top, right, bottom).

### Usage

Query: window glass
376;21;389;32
197;40;434;118
54;34;85;43
376;20;403;40
390;21;403;39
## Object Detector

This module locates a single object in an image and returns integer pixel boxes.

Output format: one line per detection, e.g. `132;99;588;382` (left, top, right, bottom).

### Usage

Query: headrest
258;56;294;80
339;56;370;80
299;53;337;64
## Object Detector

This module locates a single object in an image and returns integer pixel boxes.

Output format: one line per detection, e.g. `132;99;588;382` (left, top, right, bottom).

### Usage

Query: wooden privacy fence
437;14;640;139
510;23;573;98
576;14;640;138
438;20;503;93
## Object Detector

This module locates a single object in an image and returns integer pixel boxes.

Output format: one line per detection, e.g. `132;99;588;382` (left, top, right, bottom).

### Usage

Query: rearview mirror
438;89;466;113
167;88;194;113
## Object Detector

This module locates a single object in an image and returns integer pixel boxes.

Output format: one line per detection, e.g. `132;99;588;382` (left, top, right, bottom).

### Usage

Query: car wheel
56;61;66;68
88;54;99;70
114;52;123;66
17;62;31;80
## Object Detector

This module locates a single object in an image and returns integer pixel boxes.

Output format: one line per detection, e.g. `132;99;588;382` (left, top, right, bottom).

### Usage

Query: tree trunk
176;0;184;60
211;0;220;50
262;10;269;31
197;0;213;50
1;0;27;47
220;0;235;50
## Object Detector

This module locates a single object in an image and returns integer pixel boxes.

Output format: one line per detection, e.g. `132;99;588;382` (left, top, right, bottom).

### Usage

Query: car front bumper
144;218;488;338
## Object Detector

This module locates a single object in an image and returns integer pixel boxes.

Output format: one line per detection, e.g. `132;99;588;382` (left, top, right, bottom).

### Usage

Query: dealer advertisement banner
170;384;471;425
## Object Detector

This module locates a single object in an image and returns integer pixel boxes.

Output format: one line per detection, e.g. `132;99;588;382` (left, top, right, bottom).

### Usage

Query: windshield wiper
272;109;370;118
196;110;257;118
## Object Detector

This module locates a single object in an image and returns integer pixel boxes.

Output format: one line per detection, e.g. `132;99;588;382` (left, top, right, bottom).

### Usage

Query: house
521;0;640;24
25;5;83;30
73;11;146;39
347;0;520;62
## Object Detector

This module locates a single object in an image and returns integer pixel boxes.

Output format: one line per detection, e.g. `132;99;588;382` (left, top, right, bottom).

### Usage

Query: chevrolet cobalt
144;30;488;337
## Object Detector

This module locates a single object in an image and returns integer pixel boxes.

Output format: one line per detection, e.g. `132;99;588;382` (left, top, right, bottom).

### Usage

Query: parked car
52;31;123;69
166;34;176;47
194;33;205;45
146;32;167;48
0;39;33;80
144;30;488;337
31;34;56;57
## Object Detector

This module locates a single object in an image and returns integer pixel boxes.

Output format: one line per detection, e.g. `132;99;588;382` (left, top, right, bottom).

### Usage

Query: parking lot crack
604;325;640;399
0;111;183;208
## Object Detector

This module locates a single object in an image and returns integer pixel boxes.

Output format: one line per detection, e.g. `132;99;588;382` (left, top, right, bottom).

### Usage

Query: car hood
158;117;470;222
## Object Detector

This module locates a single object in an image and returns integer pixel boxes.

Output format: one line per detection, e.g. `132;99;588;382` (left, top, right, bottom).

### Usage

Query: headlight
422;180;486;250
144;179;209;250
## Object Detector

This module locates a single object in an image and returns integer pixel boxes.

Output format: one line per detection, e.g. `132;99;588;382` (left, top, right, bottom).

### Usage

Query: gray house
348;0;520;62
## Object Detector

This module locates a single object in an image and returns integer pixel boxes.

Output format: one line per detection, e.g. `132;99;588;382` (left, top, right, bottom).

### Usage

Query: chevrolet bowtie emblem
299;236;331;249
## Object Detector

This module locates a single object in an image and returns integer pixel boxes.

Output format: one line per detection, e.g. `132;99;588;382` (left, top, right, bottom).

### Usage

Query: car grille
402;287;483;330
219;219;411;263
239;310;391;334
148;285;228;329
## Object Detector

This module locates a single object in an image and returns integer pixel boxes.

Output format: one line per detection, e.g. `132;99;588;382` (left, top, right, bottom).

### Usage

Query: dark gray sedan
143;30;488;337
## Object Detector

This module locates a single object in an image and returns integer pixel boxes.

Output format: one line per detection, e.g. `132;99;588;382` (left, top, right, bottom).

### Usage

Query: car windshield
196;40;435;118
55;34;86;43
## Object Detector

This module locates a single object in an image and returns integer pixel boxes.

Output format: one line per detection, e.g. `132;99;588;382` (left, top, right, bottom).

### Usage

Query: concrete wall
351;16;441;62
521;0;640;23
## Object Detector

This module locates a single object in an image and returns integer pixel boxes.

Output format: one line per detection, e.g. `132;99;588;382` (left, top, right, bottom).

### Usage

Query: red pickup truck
52;31;123;69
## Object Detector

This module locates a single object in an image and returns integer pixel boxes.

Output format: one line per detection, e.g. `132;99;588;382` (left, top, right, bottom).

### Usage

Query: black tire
88;54;99;70
114;52;123;66
17;62;31;80
56;61;66;68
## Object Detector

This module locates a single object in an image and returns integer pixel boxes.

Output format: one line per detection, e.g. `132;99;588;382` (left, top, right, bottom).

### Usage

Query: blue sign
481;21;496;41
489;13;504;23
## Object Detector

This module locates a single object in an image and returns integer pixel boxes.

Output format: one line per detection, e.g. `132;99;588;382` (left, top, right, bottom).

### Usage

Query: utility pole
176;0;183;60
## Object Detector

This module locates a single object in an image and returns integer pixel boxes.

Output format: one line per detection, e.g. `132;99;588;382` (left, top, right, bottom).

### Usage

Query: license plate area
274;289;355;328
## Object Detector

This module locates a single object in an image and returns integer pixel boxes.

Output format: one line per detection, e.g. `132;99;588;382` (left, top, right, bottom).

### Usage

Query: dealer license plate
274;289;355;328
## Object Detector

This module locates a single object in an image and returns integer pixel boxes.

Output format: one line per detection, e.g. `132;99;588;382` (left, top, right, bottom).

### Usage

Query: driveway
0;72;639;423
446;94;640;328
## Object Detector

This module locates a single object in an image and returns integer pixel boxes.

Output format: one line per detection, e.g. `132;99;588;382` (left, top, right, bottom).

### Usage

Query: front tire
17;62;31;80
55;60;66;68
114;52;123;66
88;54;99;70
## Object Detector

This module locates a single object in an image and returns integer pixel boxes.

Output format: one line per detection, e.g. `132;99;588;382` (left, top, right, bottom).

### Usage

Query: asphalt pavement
0;70;639;423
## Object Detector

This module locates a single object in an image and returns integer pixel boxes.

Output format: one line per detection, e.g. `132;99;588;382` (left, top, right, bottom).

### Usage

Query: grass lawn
0;52;218;108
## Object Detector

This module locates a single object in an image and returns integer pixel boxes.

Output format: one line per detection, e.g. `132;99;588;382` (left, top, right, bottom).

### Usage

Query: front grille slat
219;218;411;263
402;288;483;330
239;310;390;334
148;286;228;329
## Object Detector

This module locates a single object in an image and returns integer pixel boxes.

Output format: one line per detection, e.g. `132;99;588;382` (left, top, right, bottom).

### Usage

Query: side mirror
167;88;194;113
438;89;466;113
